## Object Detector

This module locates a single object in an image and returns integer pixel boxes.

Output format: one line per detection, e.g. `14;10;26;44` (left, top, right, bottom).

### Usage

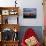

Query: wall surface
0;0;15;7
18;0;44;26
0;0;44;26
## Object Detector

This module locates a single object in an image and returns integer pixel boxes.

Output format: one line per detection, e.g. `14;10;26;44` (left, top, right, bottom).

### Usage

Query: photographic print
23;8;37;18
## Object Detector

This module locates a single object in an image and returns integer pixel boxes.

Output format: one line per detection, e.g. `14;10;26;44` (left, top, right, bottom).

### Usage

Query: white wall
0;0;44;26
0;0;15;7
17;0;44;26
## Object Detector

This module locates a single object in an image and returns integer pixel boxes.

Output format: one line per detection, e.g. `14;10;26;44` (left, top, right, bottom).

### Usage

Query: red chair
21;28;41;46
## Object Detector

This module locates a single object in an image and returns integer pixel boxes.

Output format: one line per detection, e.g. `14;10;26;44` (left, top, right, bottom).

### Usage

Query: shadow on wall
18;26;43;44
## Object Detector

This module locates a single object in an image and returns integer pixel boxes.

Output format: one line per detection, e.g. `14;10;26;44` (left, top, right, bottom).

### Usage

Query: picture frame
2;10;9;15
9;10;17;15
23;8;37;18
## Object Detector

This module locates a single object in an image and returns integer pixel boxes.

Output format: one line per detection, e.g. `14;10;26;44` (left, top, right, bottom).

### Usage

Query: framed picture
2;10;9;15
23;8;37;18
9;10;17;15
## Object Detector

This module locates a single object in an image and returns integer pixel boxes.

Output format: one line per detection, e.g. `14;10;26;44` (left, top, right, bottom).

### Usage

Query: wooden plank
0;24;20;32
